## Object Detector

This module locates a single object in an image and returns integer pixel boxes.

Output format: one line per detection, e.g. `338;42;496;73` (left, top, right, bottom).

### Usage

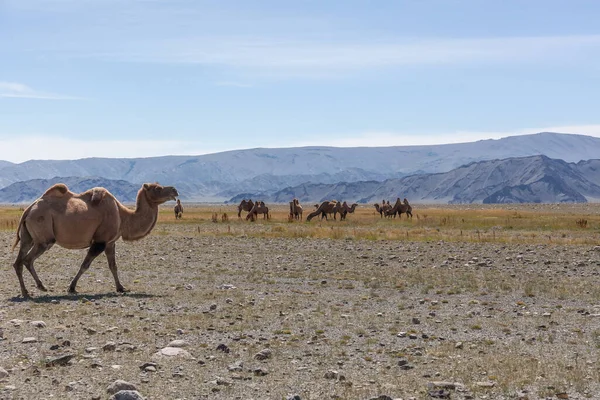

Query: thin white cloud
107;35;600;75
0;81;80;100
2;125;600;163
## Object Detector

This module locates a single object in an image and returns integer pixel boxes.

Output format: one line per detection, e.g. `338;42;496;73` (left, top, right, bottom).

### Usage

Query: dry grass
141;203;600;245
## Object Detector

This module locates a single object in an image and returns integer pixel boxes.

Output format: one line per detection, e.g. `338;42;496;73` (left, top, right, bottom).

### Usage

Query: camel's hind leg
68;242;106;293
13;228;35;298
13;228;51;297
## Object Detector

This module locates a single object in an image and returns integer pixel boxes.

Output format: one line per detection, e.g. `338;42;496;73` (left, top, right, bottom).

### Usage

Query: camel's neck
119;190;159;241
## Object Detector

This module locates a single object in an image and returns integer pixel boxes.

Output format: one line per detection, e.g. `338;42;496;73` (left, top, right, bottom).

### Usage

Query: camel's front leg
104;242;127;293
68;242;106;293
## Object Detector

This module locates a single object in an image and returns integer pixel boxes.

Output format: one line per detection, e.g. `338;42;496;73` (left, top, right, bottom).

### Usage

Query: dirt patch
1;225;599;399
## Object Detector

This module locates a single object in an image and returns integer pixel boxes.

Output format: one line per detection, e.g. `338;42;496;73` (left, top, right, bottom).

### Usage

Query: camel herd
374;198;413;219
235;197;411;222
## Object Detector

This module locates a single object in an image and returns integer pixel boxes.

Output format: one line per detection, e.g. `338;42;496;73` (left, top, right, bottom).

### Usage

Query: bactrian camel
373;202;392;218
11;182;179;298
246;201;269;221
306;200;344;221
174;199;184;219
289;198;303;220
237;199;254;218
387;198;413;219
340;201;358;221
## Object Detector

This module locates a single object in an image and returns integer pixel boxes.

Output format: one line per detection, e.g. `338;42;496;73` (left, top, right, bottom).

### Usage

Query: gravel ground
0;225;599;400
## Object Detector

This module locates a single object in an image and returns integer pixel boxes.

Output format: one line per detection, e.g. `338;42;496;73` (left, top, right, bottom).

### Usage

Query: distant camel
340;201;358;220
289;198;303;220
174;199;183;219
306;200;343;222
237;199;254;218
388;198;413;219
246;201;269;221
374;202;393;218
11;182;178;298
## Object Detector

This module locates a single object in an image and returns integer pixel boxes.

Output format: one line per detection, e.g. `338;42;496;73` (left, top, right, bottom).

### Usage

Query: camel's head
142;183;179;204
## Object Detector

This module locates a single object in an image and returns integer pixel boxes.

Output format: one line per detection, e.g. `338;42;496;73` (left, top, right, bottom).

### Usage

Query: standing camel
246;201;270;221
374;202;393;218
237;199;254;218
174;199;184;219
388;198;413;219
289;198;303;220
11;183;179;298
340;201;358;220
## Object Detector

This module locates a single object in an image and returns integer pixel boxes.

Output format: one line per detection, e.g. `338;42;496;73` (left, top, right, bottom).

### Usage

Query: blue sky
1;0;600;162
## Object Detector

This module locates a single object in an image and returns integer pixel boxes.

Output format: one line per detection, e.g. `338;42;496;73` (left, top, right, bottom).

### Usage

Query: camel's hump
42;183;70;198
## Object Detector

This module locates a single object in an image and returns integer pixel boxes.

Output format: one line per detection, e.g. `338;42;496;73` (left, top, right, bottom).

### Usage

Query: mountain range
1;132;599;204
228;156;600;204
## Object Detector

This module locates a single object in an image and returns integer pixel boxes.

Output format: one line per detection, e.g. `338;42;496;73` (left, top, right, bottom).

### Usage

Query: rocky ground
0;224;599;400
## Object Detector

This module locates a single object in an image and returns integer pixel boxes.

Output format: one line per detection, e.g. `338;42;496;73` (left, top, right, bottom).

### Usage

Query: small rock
227;361;243;372
22;337;37;344
216;343;230;353
455;342;463;349
254;348;272;360
139;362;158;372
30;321;46;328
106;380;137;395
109;390;145;400
556;393;569;399
286;395;301;400
155;347;193;358
103;342;117;351
254;368;269;376
44;354;75;367
476;381;495;388
0;367;9;378
9;319;24;326
167;339;188;348
324;370;345;380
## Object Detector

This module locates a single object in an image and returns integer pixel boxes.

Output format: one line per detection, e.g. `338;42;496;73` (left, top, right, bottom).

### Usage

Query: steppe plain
0;203;599;400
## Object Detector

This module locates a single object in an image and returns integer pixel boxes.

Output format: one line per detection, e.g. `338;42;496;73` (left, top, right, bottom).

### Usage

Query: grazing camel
246;201;269;221
388;198;413;219
306;200;343;221
237;199;254;218
174;199;184;219
289;198;303;220
11;183;179;298
340;201;358;221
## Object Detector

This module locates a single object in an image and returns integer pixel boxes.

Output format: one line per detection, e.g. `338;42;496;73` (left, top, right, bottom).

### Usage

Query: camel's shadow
9;291;160;303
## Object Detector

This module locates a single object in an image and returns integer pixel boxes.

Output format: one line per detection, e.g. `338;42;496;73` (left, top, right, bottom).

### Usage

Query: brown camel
237;199;254;218
340;201;358;220
306;200;343;221
388;198;413;219
246;201;269;221
374;202;393;218
11;182;178;298
174;199;183;219
289;198;303;220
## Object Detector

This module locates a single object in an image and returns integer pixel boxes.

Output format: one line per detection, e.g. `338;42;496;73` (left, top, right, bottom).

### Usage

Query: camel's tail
12;203;35;251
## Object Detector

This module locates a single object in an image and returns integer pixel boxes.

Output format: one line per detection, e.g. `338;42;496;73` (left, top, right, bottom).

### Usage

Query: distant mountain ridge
0;177;140;204
228;155;600;204
1;132;600;200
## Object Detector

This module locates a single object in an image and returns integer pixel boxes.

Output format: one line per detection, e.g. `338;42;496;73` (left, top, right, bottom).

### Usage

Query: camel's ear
143;183;150;190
